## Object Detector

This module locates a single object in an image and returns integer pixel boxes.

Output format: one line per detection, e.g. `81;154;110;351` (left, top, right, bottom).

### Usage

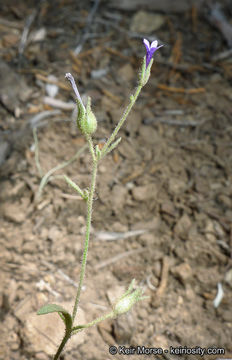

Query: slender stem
101;83;143;157
72;135;97;322
53;135;97;359
86;134;96;162
71;311;114;335
53;72;145;360
53;331;71;360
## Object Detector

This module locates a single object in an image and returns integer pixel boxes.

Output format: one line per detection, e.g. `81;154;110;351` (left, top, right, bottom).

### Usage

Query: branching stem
53;65;147;360
101;83;143;158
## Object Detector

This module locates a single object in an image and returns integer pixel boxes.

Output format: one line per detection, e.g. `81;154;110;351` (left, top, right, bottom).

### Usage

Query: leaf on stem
102;137;121;158
130;95;135;103
37;304;72;331
64;175;88;200
95;144;101;160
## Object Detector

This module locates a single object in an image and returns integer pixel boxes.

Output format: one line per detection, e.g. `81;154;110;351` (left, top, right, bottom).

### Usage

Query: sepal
76;100;86;132
141;59;153;86
78;97;97;135
139;56;147;86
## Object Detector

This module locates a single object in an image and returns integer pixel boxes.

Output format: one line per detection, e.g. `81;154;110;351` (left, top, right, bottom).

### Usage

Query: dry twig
95;248;146;270
151;257;169;307
157;84;205;94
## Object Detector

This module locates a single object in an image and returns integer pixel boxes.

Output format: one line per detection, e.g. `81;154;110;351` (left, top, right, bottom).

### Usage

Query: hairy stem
53;73;145;360
53;330;71;360
101;83;143;157
72;311;114;335
72;135;97;322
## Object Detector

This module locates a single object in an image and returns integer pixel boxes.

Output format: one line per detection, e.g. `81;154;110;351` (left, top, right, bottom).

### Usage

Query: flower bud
113;281;146;316
82;110;97;135
77;97;97;136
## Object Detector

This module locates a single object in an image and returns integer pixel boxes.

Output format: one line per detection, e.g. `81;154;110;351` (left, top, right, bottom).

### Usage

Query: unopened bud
113;280;146;316
65;73;97;136
78;97;97;135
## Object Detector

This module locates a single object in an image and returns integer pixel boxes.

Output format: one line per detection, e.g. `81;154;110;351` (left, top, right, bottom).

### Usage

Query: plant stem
53;330;71;360
72;135;97;322
53;136;97;360
101;83;143;157
72;311;114;335
53;77;144;360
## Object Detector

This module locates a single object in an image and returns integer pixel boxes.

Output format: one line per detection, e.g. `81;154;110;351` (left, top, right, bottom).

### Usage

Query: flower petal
151;40;158;49
143;39;163;69
65;73;84;108
143;38;150;50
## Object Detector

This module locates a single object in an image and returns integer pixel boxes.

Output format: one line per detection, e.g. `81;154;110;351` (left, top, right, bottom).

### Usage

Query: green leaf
37;303;68;315
95;145;101;160
37;304;72;330
64;175;85;199
102;137;121;158
130;95;134;103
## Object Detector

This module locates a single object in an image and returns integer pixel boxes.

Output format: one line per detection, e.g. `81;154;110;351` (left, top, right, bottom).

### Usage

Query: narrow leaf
103;137;121;157
37;303;69;315
64;175;85;198
37;304;72;331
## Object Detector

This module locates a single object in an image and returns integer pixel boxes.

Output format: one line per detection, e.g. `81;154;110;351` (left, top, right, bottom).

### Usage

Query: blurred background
0;0;232;359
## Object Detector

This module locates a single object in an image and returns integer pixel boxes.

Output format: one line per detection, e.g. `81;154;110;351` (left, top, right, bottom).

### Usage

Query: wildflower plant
37;39;163;359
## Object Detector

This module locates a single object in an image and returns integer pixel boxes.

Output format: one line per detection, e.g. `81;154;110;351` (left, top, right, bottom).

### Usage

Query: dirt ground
0;1;232;359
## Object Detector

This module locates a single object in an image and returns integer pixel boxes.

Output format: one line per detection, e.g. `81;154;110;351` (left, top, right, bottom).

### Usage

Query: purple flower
65;73;84;109
143;39;163;68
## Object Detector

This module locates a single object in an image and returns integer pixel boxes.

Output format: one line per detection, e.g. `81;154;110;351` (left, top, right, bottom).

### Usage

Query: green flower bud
113;280;146;316
77;97;97;135
66;73;97;135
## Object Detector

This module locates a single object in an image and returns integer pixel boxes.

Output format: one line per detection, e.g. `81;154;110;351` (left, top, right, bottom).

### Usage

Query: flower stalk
37;39;163;360
72;136;98;322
